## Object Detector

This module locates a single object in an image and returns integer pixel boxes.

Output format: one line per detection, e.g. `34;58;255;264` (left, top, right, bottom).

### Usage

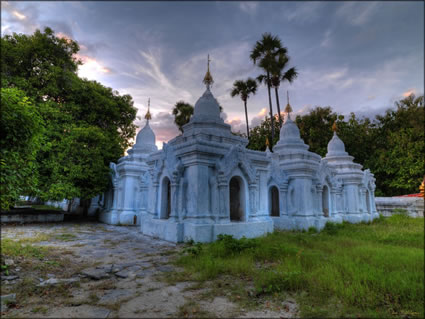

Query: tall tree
1;28;137;204
172;101;194;132
230;78;258;138
0;88;43;210
250;33;286;147
270;53;298;127
368;94;424;196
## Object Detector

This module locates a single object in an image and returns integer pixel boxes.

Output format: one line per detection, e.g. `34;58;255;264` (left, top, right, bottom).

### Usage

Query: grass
1;238;48;259
1;236;89;314
31;306;48;314
174;215;424;318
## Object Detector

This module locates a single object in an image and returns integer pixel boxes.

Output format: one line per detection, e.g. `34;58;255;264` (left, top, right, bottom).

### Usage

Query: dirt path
1;222;298;318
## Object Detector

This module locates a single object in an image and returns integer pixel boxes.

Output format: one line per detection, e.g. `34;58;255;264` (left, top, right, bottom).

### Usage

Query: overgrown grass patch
1;238;48;259
174;215;424;318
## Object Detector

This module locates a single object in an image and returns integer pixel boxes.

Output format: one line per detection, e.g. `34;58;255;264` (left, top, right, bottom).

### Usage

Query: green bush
323;221;345;235
215;234;259;256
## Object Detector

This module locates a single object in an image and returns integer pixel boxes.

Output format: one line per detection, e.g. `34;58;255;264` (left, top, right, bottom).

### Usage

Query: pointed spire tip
145;98;152;121
203;54;214;89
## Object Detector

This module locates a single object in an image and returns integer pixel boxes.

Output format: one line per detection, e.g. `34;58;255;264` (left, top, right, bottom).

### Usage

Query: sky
1;1;424;148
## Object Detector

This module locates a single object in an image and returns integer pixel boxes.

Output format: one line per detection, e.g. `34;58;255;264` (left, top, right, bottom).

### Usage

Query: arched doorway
160;177;171;219
366;189;371;213
229;176;245;222
322;185;329;217
269;186;280;217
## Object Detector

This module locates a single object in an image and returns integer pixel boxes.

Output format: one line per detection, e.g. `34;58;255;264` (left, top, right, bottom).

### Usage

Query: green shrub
307;226;318;234
215;234;259;256
323;221;345;235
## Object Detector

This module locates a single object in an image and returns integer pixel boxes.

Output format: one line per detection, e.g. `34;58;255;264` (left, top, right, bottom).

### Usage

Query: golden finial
284;91;292;114
265;137;270;147
420;177;424;198
145;98;152;121
332;121;337;132
203;54;214;89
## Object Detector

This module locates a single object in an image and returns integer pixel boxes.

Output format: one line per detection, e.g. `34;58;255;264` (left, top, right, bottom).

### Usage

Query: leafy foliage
0;88;43;210
1;27;137;205
368;94;424;196
172;101;194;132
247;115;281;151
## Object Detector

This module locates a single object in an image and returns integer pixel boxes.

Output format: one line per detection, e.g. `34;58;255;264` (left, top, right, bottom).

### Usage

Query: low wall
375;197;424;218
1;209;64;223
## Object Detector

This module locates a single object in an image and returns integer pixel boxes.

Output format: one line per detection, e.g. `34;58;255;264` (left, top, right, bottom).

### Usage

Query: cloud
42;20;74;38
402;88;417;98
336;2;380;26
138;49;174;90
1;2;39;34
284;2;324;24
320;29;332;48
75;54;112;79
250;107;268;128
12;10;26;20
239;2;258;15
300;67;354;91
226;117;247;135
56;32;73;43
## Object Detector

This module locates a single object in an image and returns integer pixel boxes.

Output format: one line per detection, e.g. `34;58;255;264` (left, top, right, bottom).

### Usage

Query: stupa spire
203;54;214;90
332;121;337;135
284;91;293;120
145;98;152;122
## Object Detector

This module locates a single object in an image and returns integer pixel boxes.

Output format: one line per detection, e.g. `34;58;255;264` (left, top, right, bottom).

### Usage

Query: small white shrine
99;58;379;242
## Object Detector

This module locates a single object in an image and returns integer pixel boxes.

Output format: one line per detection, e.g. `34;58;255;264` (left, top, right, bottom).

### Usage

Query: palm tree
230;78;258;138
270;53;298;127
172;101;194;132
250;33;286;145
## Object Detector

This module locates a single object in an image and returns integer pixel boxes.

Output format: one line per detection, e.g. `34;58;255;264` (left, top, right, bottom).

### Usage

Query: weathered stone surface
156;265;173;273
114;265;141;278
117;286;186;318
1;222;300;318
1;275;18;281
199;297;238;318
47;305;110;318
81;267;110;280
98;289;133;305
96;264;113;273
38;277;80;287
4;259;14;266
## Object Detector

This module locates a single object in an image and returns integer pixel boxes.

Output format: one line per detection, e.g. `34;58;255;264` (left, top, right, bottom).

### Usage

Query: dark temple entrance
229;176;245;222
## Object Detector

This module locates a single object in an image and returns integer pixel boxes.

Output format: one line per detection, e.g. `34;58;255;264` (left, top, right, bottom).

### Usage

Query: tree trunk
244;100;250;139
266;71;275;148
274;86;282;127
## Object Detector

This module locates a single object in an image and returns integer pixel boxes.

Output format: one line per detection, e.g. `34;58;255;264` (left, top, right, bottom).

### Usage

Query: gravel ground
1;222;298;318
